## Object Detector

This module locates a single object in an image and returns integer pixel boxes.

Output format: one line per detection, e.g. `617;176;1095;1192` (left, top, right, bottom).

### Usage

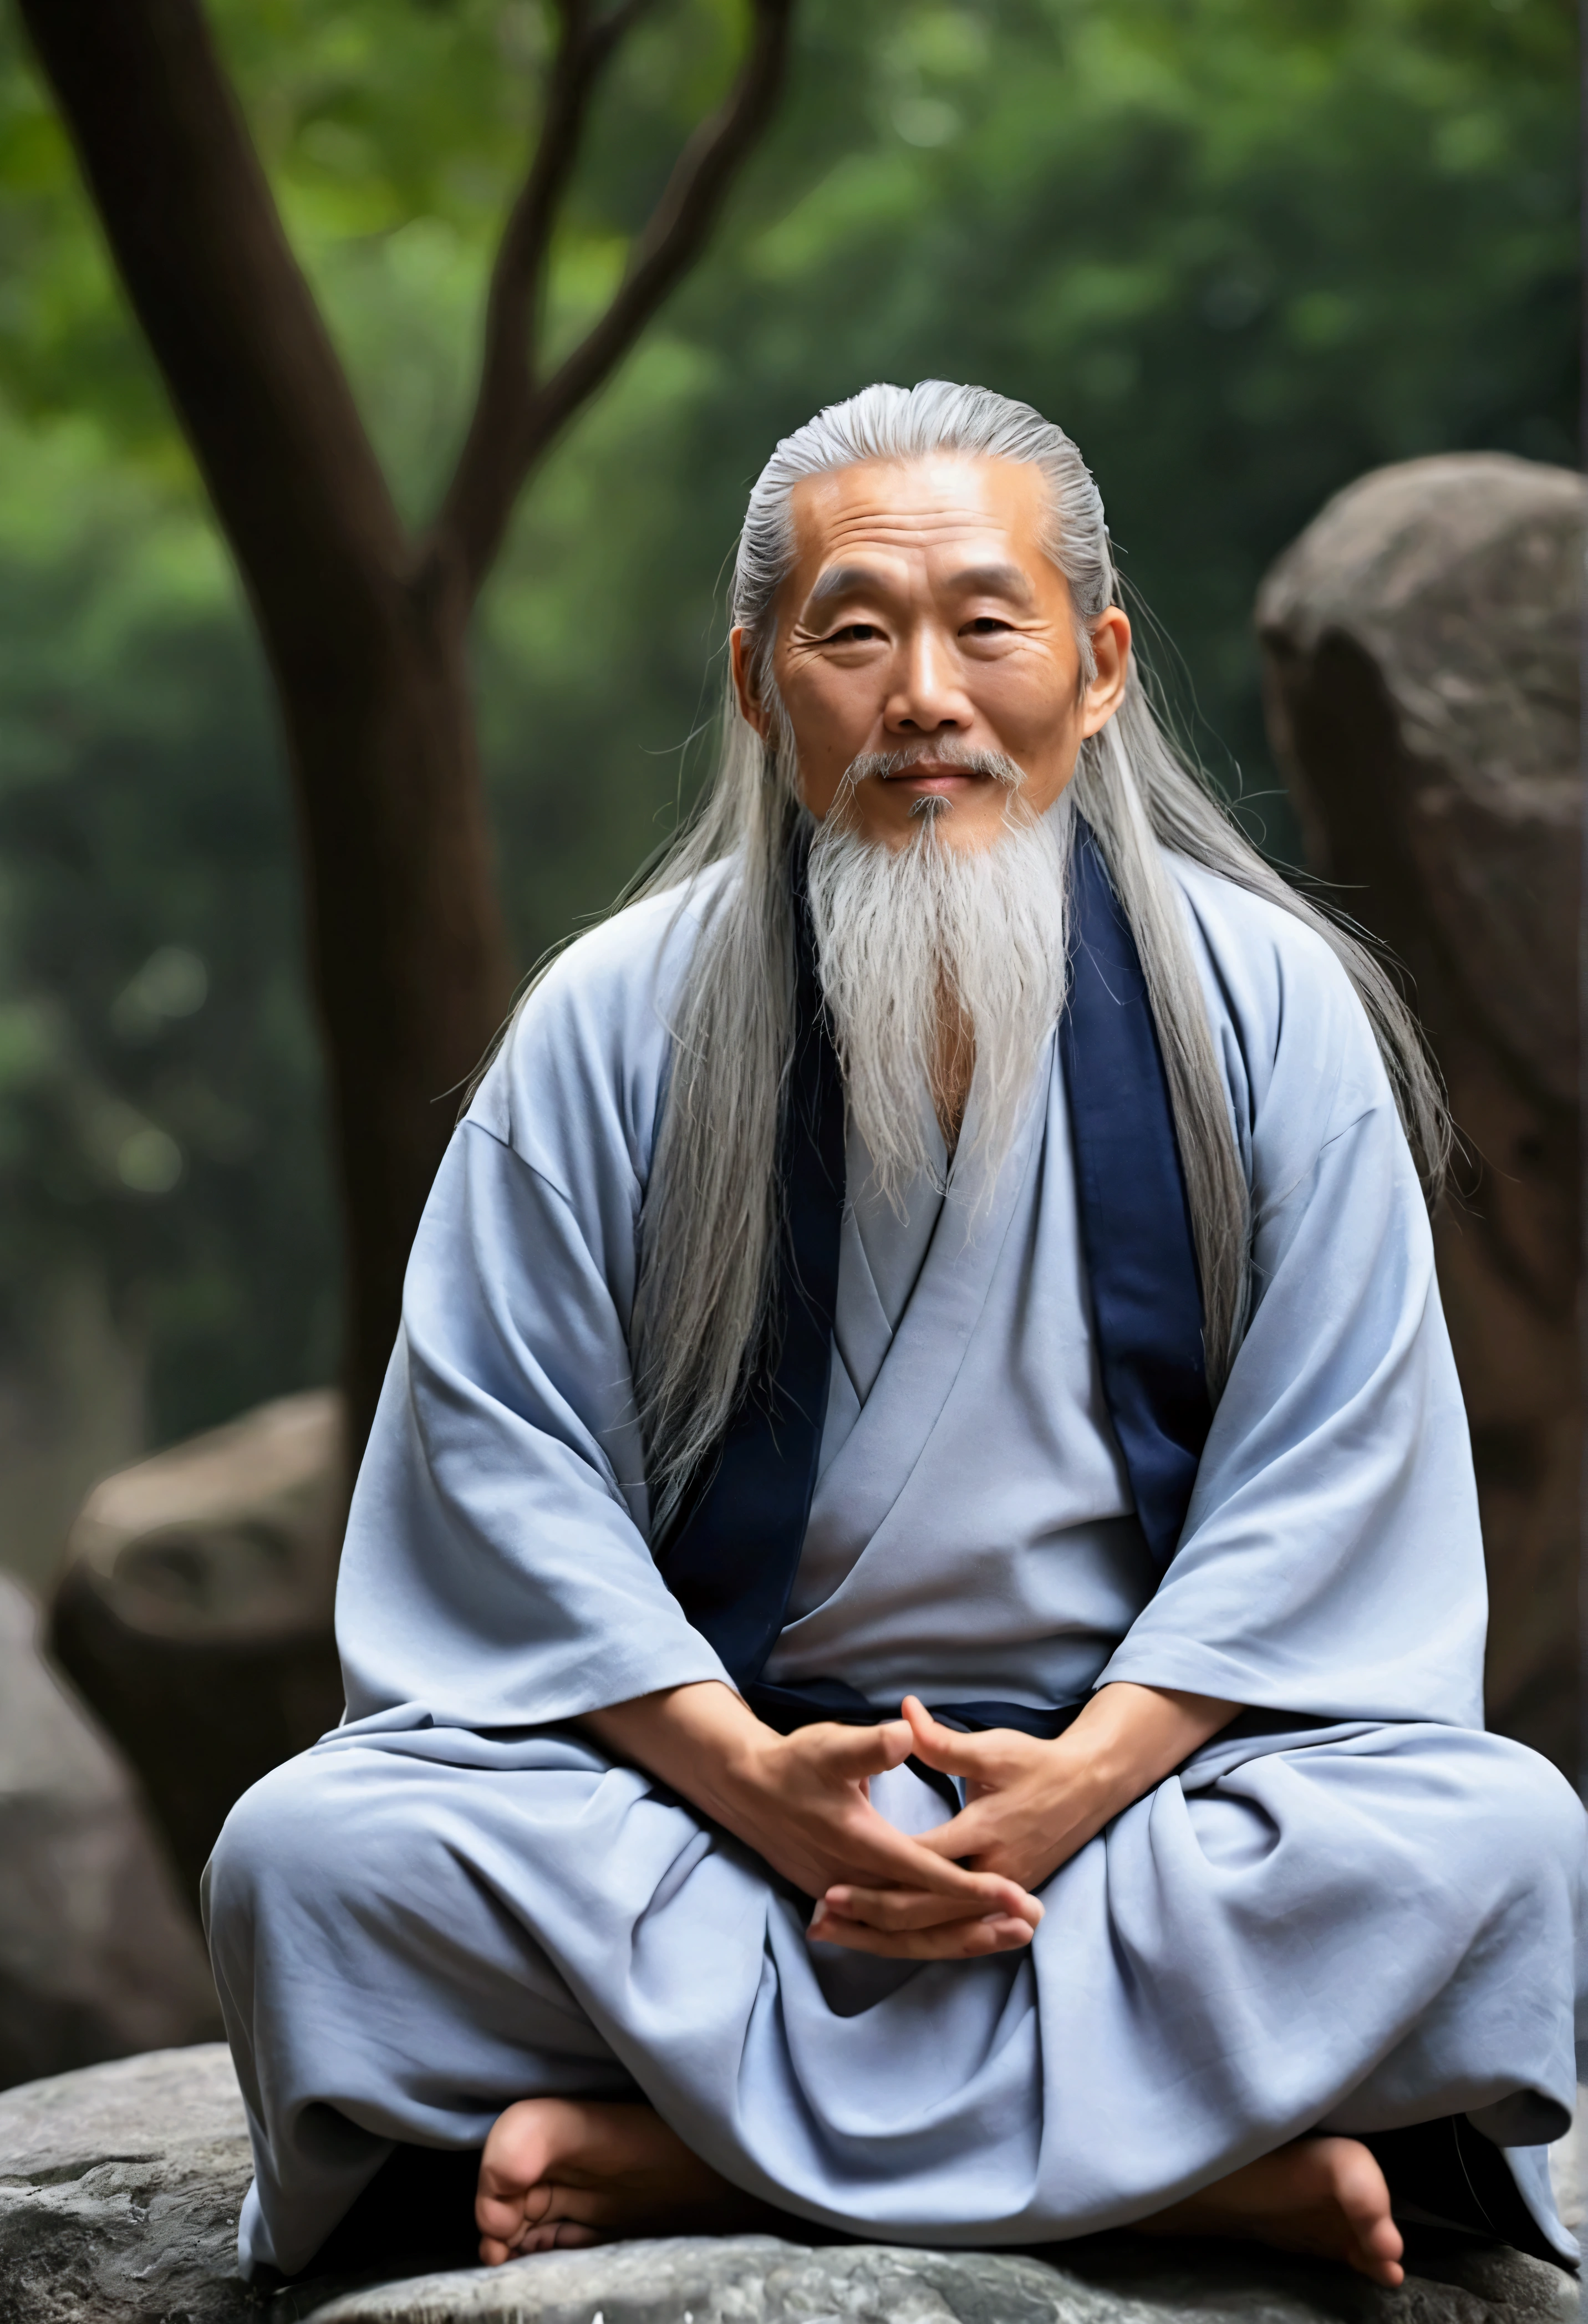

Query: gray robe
204;855;1588;2277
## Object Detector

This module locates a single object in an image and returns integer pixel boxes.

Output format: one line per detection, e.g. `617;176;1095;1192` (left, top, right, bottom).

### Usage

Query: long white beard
806;790;1073;1204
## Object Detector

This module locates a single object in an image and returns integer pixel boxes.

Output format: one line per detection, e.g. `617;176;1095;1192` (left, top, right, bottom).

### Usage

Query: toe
480;2101;557;2190
475;2192;524;2241
1361;2215;1406;2286
477;2169;559;2245
1326;2140;1402;2285
517;2219;604;2254
1357;2243;1405;2289
1366;2214;1405;2259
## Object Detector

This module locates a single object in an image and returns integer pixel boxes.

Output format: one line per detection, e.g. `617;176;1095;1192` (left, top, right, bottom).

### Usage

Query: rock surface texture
306;2234;1579;2324
0;2044;249;2324
1256;452;1584;1771
0;1576;218;2094
0;2046;1578;2324
49;1390;348;1903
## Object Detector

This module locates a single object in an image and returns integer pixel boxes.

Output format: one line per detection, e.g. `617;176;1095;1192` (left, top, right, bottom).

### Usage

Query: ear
730;627;770;739
1080;606;1132;737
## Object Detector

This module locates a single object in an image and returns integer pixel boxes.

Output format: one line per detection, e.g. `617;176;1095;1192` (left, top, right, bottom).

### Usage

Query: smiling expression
731;454;1132;852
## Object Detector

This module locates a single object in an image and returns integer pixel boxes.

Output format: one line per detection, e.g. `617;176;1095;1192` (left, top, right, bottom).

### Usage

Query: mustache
833;740;1028;824
839;740;1027;789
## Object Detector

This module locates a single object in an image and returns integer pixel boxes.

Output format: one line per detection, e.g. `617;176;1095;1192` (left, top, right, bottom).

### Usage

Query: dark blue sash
658;818;1212;1737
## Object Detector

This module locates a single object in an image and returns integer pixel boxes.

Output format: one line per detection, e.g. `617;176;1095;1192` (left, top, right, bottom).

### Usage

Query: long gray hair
600;383;1446;1535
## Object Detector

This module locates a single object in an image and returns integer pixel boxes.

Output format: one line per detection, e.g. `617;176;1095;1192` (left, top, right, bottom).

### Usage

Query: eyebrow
803;558;1037;615
946;560;1036;605
803;563;889;613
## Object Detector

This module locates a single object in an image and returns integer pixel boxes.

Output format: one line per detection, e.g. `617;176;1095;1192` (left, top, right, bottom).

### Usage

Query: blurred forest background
0;0;1574;1589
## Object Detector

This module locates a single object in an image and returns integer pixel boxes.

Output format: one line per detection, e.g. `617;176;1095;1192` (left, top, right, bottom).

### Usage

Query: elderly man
207;382;1585;2289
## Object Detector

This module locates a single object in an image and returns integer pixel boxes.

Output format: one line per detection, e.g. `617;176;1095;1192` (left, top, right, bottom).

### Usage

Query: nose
885;624;973;738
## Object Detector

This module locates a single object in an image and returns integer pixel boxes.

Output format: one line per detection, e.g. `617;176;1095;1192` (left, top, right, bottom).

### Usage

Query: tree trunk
272;561;512;1445
16;0;515;1449
20;0;793;1460
20;0;796;1884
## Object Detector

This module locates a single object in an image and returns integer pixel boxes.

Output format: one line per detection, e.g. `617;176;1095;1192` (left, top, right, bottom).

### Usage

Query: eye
963;616;1013;636
824;621;883;644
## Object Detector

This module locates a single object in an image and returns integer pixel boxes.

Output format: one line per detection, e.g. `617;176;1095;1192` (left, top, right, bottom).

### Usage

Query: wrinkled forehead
780;453;1056;607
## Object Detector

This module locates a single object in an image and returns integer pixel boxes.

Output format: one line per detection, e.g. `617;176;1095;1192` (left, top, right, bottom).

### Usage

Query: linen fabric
205;854;1588;2277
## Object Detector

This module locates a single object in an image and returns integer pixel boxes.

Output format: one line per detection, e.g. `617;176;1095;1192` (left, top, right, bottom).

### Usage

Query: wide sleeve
335;893;736;1731
1095;871;1488;1730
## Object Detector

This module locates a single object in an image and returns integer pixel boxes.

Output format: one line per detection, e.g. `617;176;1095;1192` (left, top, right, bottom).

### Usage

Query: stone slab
299;2232;1578;2324
0;2045;1577;2324
0;2041;254;2324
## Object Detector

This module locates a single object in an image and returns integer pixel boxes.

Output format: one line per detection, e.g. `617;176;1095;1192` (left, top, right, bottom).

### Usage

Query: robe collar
658;816;1212;1732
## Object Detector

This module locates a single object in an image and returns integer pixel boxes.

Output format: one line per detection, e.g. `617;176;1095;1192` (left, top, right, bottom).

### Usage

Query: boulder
49;1390;348;1903
1256;453;1584;1771
0;2044;1577;2324
306;2233;1579;2324
0;1574;219;2094
0;2043;252;2324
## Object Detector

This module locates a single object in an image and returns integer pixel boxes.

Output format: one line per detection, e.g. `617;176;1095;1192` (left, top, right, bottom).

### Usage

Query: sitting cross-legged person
206;381;1587;2289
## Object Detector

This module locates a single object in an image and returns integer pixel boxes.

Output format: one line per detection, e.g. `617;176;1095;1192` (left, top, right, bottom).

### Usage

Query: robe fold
203;851;1588;2278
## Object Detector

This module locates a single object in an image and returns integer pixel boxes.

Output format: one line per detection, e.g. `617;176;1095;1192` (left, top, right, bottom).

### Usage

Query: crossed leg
475;2099;1404;2285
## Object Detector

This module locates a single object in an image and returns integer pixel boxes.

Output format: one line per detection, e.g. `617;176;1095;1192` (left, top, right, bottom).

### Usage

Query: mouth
881;763;996;792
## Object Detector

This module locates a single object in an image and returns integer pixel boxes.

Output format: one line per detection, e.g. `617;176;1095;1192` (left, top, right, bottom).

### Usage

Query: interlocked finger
820;1874;1039;1933
802;1790;993;1898
807;1905;1038;1960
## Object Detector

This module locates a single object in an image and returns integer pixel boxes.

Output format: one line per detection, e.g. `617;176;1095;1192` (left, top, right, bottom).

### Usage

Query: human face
731;455;1131;852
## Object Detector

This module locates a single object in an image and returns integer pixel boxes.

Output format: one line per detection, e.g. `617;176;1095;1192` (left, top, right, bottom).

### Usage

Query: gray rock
0;2045;1576;2324
1257;452;1581;1103
303;2239;1208;2324
49;1390;349;1903
0;1574;219;2093
303;2231;1577;2324
0;2042;252;2324
1256;452;1584;1771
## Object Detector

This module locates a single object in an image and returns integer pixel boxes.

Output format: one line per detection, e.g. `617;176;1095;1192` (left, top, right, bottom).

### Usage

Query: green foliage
0;0;1574;1457
0;410;337;1432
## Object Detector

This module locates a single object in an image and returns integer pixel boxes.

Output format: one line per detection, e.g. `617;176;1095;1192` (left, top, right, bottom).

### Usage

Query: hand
580;1682;1040;1961
722;1715;1041;1958
812;1685;1237;1950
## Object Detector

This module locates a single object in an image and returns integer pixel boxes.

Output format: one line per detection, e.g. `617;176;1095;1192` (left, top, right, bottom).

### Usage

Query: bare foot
475;2097;762;2264
1136;2134;1406;2287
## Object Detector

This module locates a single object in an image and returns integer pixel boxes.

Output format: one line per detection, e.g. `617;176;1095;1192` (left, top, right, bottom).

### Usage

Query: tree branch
438;0;796;599
434;0;662;594
17;0;408;680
